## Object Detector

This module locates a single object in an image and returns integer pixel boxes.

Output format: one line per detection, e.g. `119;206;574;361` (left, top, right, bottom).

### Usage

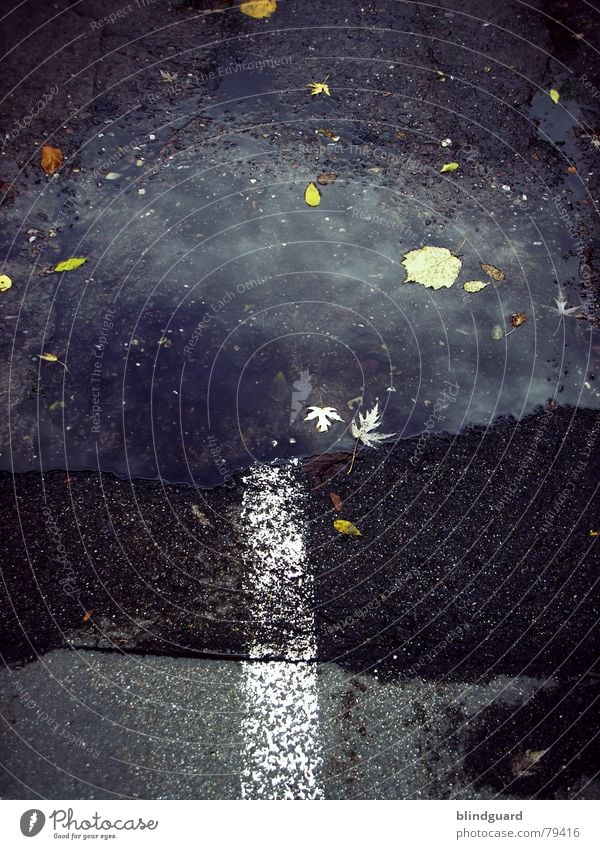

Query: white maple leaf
304;405;343;433
550;283;587;334
350;402;395;448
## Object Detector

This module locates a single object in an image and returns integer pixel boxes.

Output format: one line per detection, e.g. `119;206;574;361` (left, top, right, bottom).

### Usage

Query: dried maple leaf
350;402;395;448
304;405;343;432
41;145;63;175
317;172;337;185
308;81;330;96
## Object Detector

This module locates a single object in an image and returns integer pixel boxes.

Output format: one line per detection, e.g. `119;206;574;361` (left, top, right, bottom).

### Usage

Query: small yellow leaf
309;81;330;97
0;274;12;292
304;182;321;207
315;128;340;141
240;0;277;19
588;530;598;537
333;519;362;537
463;280;490;293
440;162;459;173
41;145;63;175
39;352;69;371
54;257;87;272
549;88;560;104
402;246;462;290
480;262;505;281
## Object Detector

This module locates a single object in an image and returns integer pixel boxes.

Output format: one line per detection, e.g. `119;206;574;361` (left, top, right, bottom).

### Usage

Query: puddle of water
2;71;598;487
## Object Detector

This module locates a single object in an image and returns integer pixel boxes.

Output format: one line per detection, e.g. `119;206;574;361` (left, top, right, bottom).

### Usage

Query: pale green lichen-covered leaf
440;162;459;173
402;246;461;289
463;280;490;293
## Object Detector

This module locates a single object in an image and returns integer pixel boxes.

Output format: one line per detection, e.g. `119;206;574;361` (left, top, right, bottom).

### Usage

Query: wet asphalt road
1;0;600;799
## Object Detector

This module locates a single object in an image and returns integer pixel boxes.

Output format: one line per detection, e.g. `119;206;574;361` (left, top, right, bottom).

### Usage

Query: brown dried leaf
41;145;63;176
303;452;351;488
480;262;505;281
82;610;94;623
510;312;526;328
329;492;343;511
317;172;337;185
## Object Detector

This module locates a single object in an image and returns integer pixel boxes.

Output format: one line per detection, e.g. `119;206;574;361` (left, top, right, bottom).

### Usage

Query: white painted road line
239;463;324;800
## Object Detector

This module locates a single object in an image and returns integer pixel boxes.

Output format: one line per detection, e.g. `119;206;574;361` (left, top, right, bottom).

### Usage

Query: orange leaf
82;610;94;622
41;146;63;175
510;312;526;328
329;492;343;511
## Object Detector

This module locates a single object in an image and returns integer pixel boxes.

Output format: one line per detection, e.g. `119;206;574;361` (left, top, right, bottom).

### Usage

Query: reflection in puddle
2;94;598;486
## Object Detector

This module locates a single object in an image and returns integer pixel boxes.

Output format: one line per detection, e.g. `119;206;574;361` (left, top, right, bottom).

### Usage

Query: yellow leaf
308;82;330;97
463;280;489;293
549;88;560;104
480;262;505;281
402;246;461;290
333;519;362;537
304;182;321;207
0;274;12;292
440;162;459;173
54;257;87;272
41;145;63;175
240;0;277;19
39;352;69;371
315;128;340;141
